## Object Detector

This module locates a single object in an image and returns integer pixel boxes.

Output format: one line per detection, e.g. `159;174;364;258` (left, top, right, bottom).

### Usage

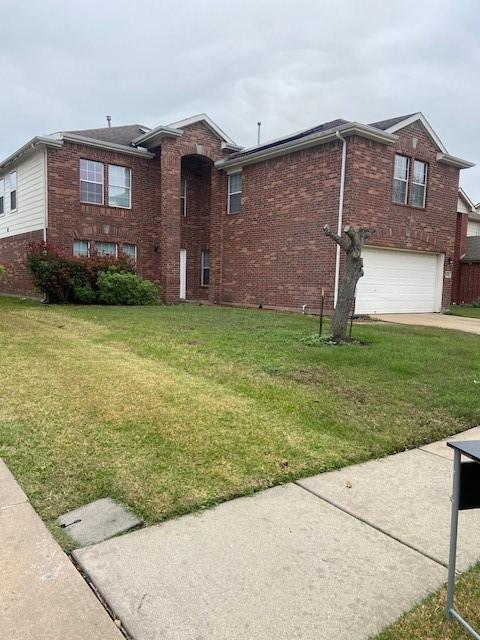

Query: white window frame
0;178;4;215
201;249;210;287
10;170;17;212
180;176;187;216
412;160;428;208
392;154;409;205
73;240;90;257
95;241;118;257
108;164;131;209
227;172;243;214
80;159;104;205
122;243;137;264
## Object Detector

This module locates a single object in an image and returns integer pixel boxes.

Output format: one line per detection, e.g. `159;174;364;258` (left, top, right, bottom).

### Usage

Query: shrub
27;243;135;303
0;264;5;282
97;272;159;305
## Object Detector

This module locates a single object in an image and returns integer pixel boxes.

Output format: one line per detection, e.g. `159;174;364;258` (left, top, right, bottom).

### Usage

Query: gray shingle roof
229;119;348;159
462;237;480;262
66;124;149;146
369;114;416;130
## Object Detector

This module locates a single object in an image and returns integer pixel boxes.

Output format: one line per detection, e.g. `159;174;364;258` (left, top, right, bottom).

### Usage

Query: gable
383;113;447;153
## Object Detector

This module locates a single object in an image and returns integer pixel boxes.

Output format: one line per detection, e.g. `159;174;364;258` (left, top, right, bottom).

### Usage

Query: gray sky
1;0;479;202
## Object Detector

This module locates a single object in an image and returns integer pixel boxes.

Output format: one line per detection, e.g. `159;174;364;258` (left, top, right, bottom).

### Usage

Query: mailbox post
446;440;480;639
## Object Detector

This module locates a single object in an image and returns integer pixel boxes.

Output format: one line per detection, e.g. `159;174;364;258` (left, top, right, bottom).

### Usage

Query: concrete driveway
374;313;480;334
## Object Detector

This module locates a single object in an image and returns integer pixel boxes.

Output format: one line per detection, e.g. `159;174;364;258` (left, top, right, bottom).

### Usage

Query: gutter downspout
334;130;347;308
42;146;48;243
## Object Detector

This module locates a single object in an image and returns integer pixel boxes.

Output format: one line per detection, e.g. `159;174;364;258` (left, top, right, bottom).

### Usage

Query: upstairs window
412;160;428;208
228;173;242;214
95;241;117;257
73;240;90;257
201;249;210;286
10;171;17;211
392;155;409;204
0;178;4;215
80;160;104;204
122;243;137;264
180;176;187;216
108;165;131;208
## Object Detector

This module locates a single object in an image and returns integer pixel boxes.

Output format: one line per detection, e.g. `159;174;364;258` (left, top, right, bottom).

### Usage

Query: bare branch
324;224;349;252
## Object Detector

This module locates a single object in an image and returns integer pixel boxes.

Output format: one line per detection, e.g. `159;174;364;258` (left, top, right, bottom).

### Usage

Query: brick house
0;112;474;312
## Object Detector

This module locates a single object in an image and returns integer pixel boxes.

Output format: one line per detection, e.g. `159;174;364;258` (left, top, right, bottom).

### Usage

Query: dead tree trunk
324;224;373;342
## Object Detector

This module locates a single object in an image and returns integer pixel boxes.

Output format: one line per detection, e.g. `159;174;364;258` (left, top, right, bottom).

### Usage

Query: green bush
0;264;5;282
97;272;159;305
26;243;160;305
73;284;98;304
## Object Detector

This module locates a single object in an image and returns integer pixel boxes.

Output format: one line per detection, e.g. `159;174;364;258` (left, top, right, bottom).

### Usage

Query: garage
355;247;444;315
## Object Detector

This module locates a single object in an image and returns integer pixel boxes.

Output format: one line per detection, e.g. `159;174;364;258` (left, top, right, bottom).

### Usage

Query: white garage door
355;248;443;314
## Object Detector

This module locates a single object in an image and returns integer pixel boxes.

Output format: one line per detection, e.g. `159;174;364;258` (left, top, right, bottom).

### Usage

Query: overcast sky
1;0;479;202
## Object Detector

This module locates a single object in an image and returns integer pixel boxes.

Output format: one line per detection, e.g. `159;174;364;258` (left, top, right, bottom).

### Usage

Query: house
0;112;474;313
454;189;480;304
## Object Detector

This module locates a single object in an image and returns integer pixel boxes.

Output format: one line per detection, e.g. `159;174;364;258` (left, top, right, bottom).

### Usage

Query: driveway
374;313;480;334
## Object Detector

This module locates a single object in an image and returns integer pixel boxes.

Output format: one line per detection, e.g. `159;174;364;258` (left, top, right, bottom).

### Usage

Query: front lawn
1;296;480;547
448;305;480;319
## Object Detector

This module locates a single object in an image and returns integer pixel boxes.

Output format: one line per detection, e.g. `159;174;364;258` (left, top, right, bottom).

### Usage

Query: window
0;178;4;215
73;240;90;257
108;165;131;208
412;160;428;208
95;241;117;256
228;173;242;213
392;154;409;204
80;160;104;204
180;176;187;216
122;243;137;263
10;171;17;211
201;249;210;286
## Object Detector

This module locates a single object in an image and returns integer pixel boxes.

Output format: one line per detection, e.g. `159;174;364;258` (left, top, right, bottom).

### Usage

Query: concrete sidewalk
0;461;123;640
374;312;480;334
74;426;480;640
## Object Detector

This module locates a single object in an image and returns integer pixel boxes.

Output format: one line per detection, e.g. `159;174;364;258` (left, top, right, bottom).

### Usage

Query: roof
217;112;474;171
462;237;480;262
228;119;348;159
66;124;150;147
369;114;417;131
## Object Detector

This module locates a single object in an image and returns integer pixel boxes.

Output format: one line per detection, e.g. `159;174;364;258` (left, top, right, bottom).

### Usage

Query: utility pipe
334;130;347;308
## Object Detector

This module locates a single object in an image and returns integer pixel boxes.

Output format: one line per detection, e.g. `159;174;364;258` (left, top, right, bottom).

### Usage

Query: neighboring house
0;112;474;313
454;189;480;303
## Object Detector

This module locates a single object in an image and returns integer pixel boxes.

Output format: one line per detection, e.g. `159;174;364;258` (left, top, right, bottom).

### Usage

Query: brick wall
0;230;44;296
47;141;163;287
217;121;460;311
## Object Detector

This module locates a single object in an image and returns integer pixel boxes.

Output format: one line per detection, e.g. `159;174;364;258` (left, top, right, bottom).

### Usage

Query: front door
179;249;187;300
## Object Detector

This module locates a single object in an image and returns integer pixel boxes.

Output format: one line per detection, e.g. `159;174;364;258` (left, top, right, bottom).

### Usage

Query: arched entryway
179;154;213;301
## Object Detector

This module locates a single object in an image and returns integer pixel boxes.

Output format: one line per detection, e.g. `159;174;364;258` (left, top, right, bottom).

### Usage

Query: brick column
159;144;181;303
208;167;227;304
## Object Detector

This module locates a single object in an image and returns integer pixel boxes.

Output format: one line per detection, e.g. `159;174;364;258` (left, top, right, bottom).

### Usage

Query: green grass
374;563;480;639
1;296;480;549
448;306;480;319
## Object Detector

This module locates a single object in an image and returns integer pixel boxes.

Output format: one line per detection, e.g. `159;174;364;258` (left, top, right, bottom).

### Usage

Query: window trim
201;249;210;287
412;160;428;209
392;154;409;205
227;172;243;214
122;243;137;264
10;170;17;212
180;176;187;216
80;159;104;206
108;164;132;209
94;241;118;257
73;239;90;257
0;177;4;216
